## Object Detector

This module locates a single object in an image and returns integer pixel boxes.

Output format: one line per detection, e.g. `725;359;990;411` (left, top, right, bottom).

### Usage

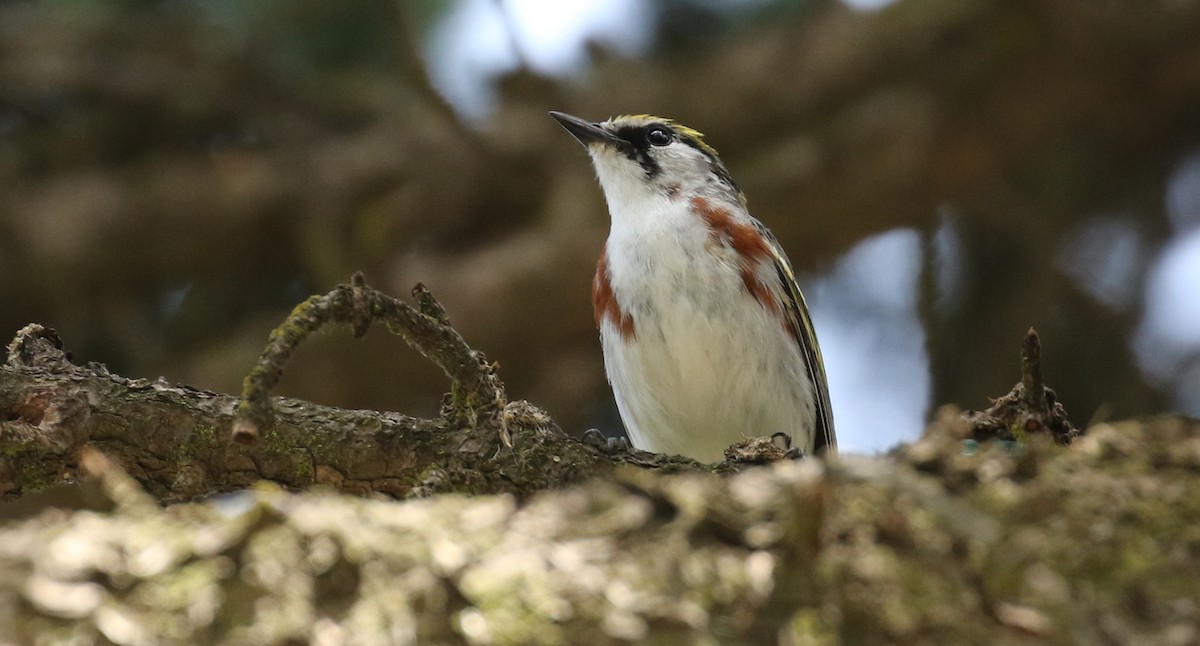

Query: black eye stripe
609;121;735;186
613;125;642;146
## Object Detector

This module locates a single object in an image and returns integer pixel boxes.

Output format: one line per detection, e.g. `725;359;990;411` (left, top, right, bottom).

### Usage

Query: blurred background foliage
3;0;1199;452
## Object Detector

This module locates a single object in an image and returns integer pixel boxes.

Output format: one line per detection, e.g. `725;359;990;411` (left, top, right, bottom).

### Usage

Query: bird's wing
757;223;837;456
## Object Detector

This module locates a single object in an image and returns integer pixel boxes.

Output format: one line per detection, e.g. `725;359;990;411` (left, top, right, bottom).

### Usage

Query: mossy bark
1;416;1198;644
0;323;612;503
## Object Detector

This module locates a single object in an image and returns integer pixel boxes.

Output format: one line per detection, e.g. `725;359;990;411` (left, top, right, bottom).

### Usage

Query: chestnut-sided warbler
551;111;836;462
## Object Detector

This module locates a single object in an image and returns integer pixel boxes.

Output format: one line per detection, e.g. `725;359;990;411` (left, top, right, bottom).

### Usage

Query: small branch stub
5;324;69;368
962;327;1081;445
1020;327;1048;417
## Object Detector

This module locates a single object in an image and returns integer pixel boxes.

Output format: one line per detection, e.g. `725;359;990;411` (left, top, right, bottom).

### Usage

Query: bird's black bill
549;111;623;148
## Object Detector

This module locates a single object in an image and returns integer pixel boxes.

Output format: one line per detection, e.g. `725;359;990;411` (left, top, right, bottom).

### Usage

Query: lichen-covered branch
2;416;1199;644
0;324;608;502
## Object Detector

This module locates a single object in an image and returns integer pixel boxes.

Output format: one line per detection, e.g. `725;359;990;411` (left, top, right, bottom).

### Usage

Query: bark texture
0;330;613;503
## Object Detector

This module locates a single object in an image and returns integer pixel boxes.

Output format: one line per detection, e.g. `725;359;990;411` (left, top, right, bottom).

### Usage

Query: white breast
600;201;816;463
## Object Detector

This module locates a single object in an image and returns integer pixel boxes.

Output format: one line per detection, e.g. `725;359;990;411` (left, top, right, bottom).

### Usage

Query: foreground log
1;416;1199;643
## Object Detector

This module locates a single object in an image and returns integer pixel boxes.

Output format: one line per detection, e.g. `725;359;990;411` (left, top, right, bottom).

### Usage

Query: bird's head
550;112;745;214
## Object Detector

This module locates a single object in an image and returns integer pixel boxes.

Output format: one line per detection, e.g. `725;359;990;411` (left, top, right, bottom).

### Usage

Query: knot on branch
232;274;507;444
5;324;70;369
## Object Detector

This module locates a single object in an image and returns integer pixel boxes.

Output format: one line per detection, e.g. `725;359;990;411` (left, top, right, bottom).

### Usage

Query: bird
550;111;836;463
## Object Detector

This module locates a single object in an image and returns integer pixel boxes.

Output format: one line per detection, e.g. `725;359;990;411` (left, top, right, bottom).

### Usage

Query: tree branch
0;279;751;503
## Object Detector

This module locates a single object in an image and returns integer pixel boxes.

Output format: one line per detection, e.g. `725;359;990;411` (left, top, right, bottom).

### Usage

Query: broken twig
961;328;1080;445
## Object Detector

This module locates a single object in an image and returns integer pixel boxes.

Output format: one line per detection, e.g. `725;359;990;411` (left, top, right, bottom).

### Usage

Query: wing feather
756;222;837;456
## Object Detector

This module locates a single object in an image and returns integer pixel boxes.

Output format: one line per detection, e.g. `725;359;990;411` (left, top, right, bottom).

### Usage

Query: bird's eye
646;127;673;147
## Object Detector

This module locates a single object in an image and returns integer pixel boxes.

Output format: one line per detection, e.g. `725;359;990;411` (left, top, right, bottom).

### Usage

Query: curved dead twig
232;273;506;444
